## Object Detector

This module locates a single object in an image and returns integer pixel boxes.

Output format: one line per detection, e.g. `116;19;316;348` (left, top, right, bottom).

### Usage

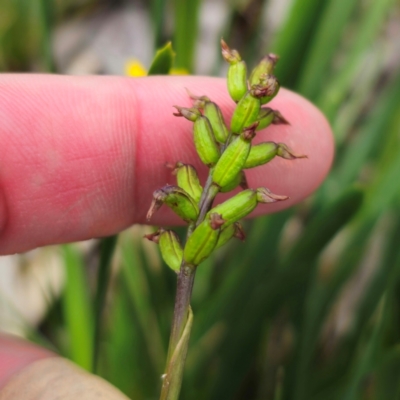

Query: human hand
0;74;333;397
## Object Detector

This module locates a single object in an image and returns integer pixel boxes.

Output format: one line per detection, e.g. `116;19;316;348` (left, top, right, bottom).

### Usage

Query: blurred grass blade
148;42;175;75
271;0;327;87
38;0;55;72
296;0;358;99
282;186;364;269
173;0;201;72
92;235;118;373
151;0;167;49
334;70;400;187
62;244;93;371
120;231;165;374
317;0;396;120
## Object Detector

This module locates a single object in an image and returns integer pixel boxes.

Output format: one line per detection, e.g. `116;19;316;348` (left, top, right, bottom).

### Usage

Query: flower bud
168;162;203;204
145;229;183;272
215;222;245;250
249;54;279;86
230;92;261;134
209;187;288;227
183;213;225;266
146;185;199;223
212;123;257;188
221;39;247;102
256;108;289;131
174;106;220;167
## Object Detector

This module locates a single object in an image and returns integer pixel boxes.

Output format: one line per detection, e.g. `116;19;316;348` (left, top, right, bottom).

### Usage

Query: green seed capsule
230;92;261;134
212;124;257;188
193;115;221;166
209;187;288;227
146;185;199;223
174;106;220;166
189;94;229;143
145;229;183;272
203;101;229;144
221;39;247;102
220;170;248;193
244;142;306;169
249;54;279;86
159;230;183;272
183;213;225;266
171;162;203;204
244;142;278;169
215;222;245;250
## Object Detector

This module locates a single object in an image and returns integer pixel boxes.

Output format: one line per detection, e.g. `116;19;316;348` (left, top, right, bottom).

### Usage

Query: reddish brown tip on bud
144;229;165;243
250;75;279;98
220;38;241;64
272;110;290;125
146;189;167;221
233;223;246;241
266;53;279;65
209;213;226;230
185;88;210;105
173;106;201;121
242;121;259;140
277;143;307;160
256;187;289;203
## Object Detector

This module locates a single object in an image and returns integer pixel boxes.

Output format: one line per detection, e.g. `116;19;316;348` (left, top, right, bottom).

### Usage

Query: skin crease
0;75;334;394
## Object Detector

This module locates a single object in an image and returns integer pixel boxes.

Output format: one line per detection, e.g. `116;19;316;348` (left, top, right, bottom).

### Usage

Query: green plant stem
197;184;219;226
160;172;220;400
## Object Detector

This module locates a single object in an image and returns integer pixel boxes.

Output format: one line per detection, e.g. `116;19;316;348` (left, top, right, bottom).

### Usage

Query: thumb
0;335;128;400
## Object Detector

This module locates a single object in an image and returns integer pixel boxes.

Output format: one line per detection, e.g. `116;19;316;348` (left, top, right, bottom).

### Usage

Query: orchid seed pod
160;230;183;272
244;142;278;169
209;187;288;228
230;92;261;134
212;123;257;188
203;101;229;144
249;53;279;86
145;229;183;272
188;93;229;143
168;162;203;204
183;213;225;267
215;222;246;251
221;39;248;102
174;106;220;167
146;185;199;223
244;142;307;169
220;170;248;193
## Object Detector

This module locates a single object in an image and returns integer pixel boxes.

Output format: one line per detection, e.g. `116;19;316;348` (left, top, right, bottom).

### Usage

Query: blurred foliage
2;0;400;399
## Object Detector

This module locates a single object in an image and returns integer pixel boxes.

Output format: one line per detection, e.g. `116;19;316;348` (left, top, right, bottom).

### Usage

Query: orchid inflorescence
145;39;306;271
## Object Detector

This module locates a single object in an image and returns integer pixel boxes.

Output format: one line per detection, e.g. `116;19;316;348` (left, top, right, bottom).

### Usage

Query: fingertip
0;335;54;389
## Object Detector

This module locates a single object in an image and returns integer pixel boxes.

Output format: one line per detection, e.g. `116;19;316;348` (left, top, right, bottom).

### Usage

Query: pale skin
0;75;334;397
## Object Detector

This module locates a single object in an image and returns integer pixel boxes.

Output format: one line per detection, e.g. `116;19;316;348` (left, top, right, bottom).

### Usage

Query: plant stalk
160;173;220;400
